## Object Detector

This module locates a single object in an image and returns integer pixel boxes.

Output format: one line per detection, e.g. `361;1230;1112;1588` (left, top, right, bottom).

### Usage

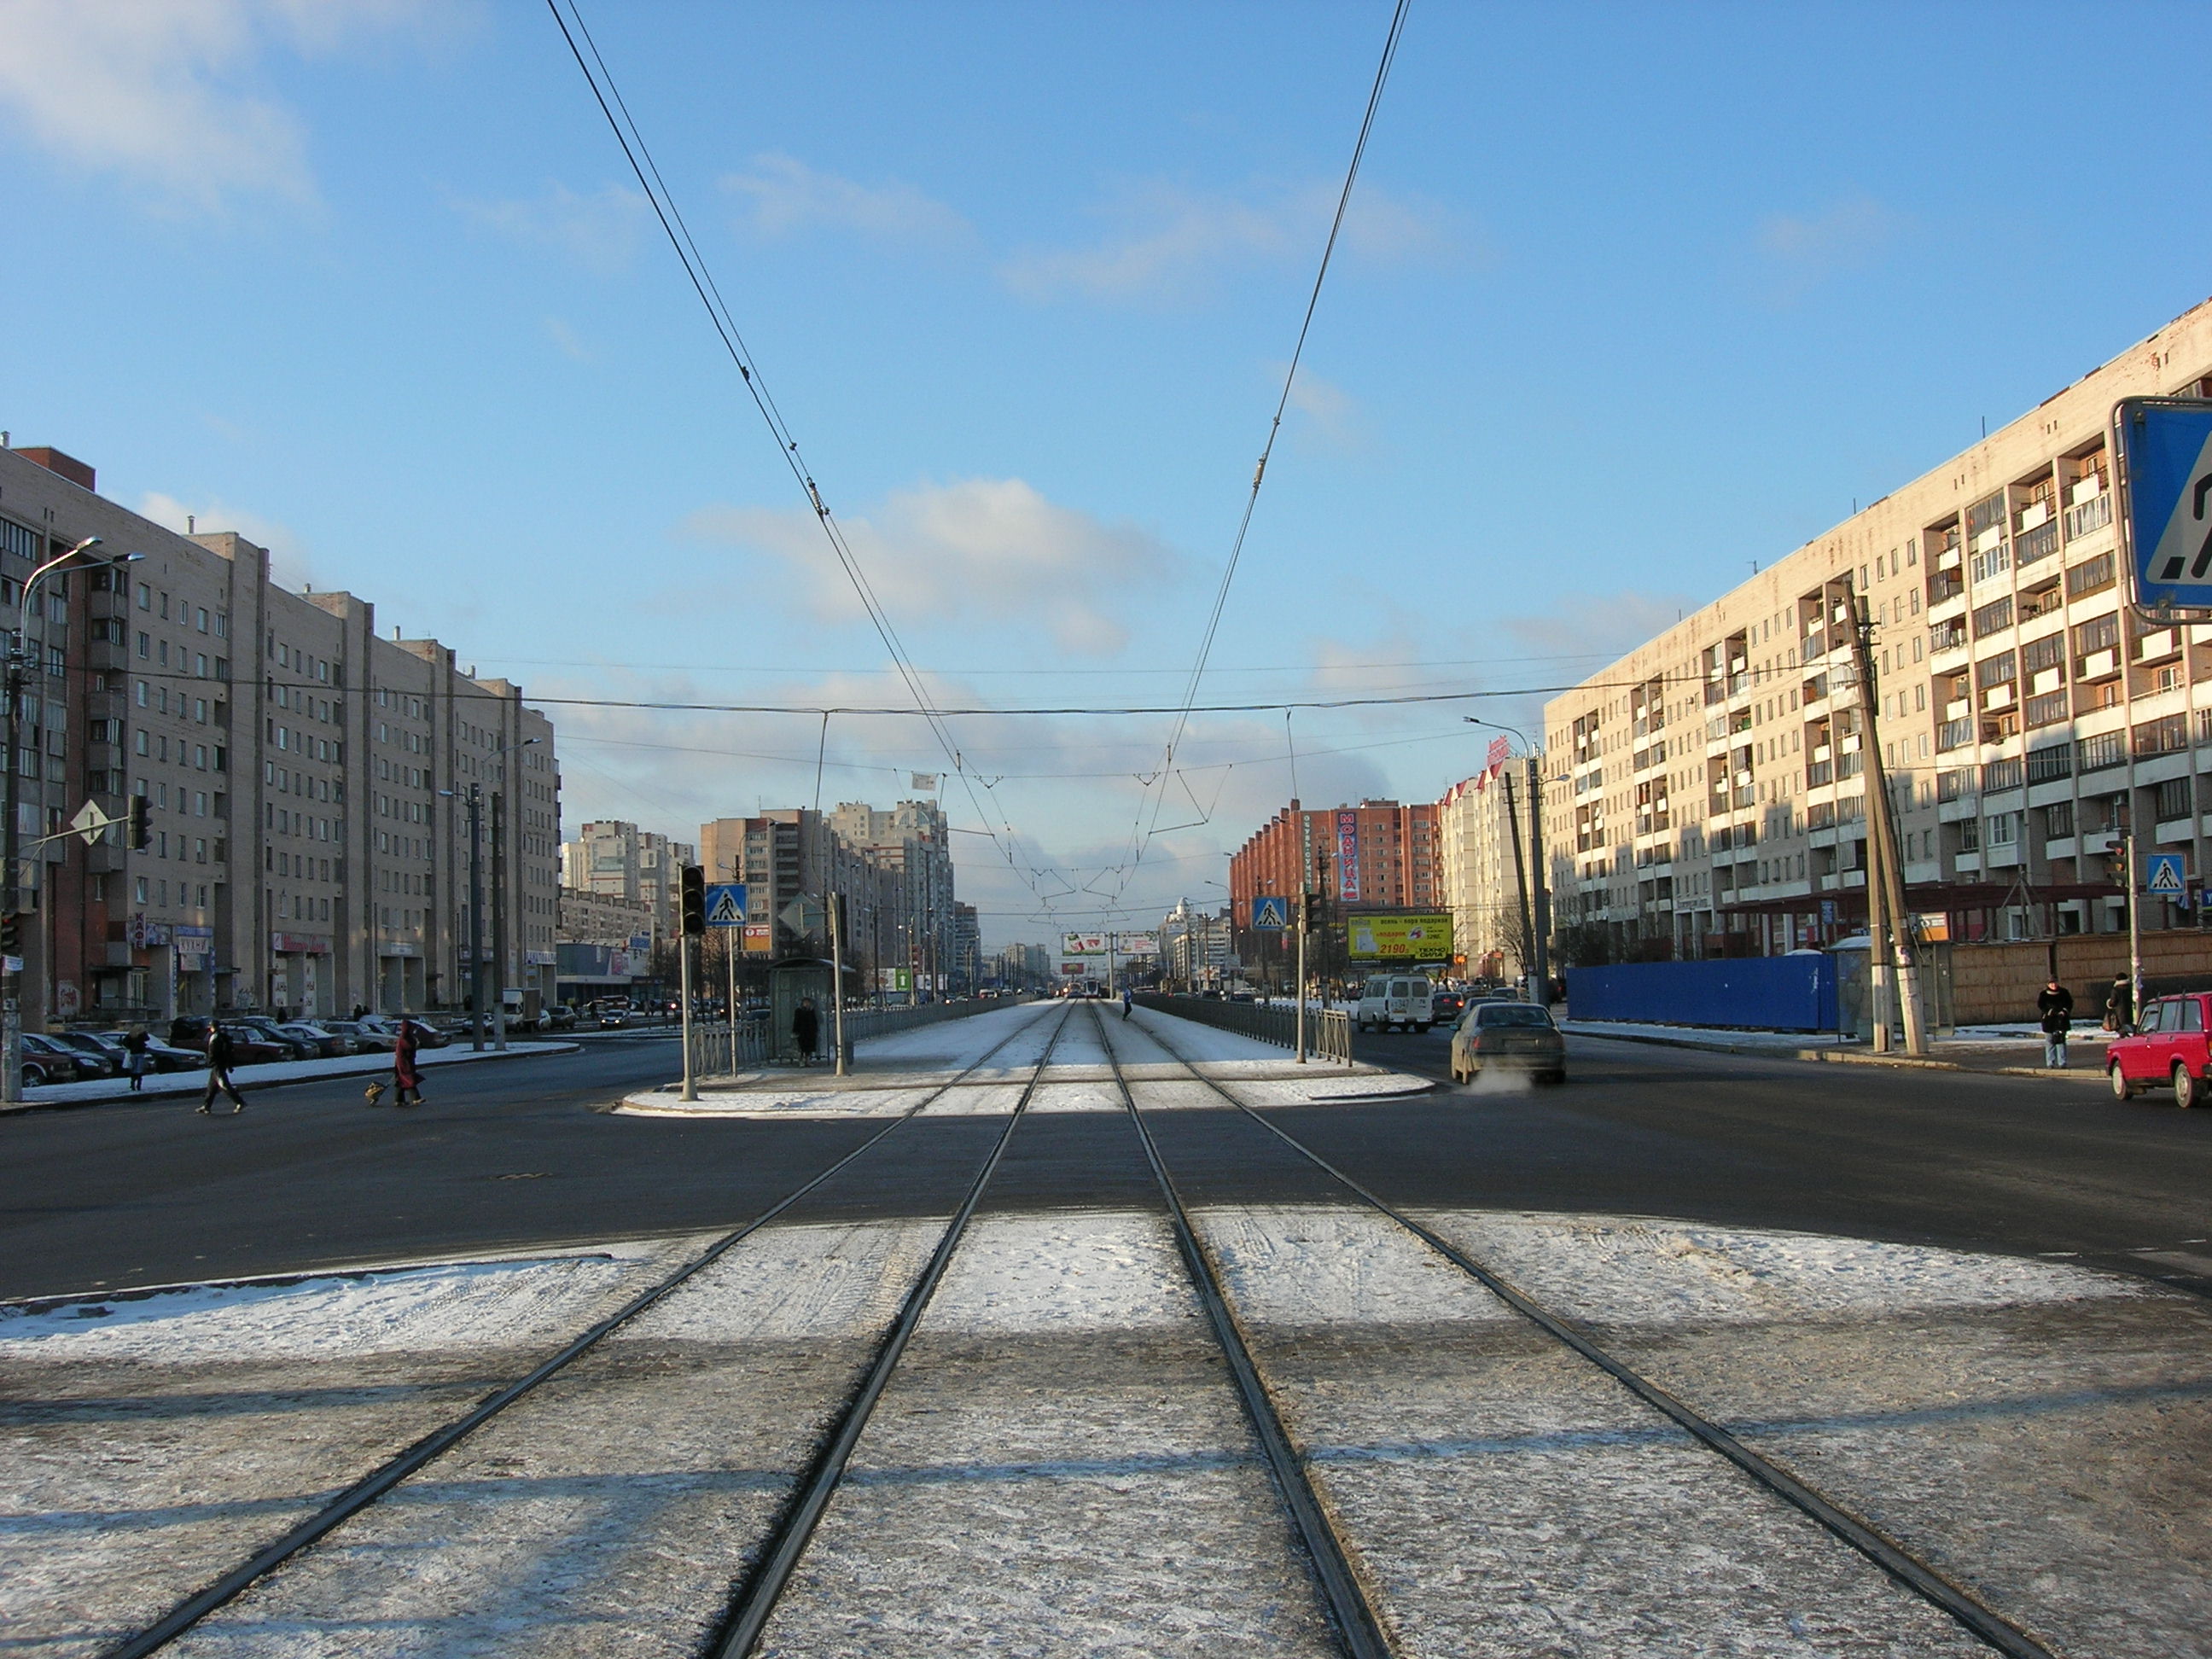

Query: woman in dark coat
393;1021;425;1107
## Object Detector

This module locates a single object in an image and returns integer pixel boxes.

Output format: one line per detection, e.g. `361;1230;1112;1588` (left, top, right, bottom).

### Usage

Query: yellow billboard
1347;911;1454;959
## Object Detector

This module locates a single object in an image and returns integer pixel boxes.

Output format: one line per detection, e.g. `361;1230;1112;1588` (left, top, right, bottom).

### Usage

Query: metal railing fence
1132;994;1353;1065
686;994;1019;1077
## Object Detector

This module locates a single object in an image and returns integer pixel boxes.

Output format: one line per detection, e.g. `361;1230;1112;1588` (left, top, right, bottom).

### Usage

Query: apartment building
1158;897;1233;987
557;886;654;949
1437;765;1532;980
1541;296;2212;961
0;442;560;1023
559;821;694;943
698;800;953;984
1228;798;1441;953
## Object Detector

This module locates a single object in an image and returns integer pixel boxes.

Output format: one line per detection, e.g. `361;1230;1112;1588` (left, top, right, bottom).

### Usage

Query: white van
1356;973;1434;1033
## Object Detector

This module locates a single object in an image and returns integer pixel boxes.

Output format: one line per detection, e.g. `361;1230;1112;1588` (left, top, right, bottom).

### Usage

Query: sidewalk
1562;1018;2112;1080
3;1039;582;1114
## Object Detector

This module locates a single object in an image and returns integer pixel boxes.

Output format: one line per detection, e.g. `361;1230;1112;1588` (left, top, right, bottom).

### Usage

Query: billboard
741;922;774;954
1337;812;1361;902
1347;911;1453;959
1116;934;1160;957
1061;932;1158;956
1059;962;1091;977
1062;932;1109;957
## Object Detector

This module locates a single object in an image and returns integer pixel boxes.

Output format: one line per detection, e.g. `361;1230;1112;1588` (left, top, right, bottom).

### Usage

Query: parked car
75;1030;209;1072
49;1031;131;1077
2106;992;2212;1106
542;1004;579;1032
272;1022;356;1057
216;1027;294;1066
1355;974;1435;1033
220;1017;320;1061
355;1015;450;1050
323;1020;395;1053
21;1033;101;1083
1449;1000;1567;1086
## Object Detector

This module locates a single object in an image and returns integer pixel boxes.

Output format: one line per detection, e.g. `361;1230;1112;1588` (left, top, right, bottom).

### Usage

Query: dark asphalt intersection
2;1020;2209;1304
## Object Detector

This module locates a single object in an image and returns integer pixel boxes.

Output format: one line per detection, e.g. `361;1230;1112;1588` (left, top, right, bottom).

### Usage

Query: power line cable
1117;0;1412;890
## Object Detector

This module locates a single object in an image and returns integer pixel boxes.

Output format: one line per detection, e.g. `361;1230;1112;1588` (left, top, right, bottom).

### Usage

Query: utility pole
1502;769;1535;1003
1526;751;1552;1008
1295;884;1310;1062
465;783;486;1051
1849;583;1927;1053
490;790;507;1051
2126;821;2143;1029
830;891;847;1076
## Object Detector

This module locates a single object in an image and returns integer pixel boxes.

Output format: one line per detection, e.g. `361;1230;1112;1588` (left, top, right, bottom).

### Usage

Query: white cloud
1757;192;1898;301
722;152;970;244
544;316;591;361
139;491;317;590
1001;178;1459;305
686;477;1178;656
452;183;651;275
0;0;439;210
1282;368;1365;451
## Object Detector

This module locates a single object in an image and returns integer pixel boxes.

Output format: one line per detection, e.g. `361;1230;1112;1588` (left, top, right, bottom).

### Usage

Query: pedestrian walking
2037;979;2075;1068
2106;975;2134;1035
124;1027;151;1091
792;998;819;1065
1121;987;1133;1020
200;1025;247;1115
392;1020;425;1107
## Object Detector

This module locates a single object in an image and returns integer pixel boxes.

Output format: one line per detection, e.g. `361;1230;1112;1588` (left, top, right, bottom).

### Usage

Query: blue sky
3;1;2209;946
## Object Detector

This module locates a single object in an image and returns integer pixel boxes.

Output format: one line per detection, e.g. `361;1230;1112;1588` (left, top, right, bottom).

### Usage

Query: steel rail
1115;1012;2061;1659
1092;1007;1397;1659
703;1004;1077;1656
100;1001;1067;1659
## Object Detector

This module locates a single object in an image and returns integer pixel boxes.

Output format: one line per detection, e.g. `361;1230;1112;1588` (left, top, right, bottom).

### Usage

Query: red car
2106;991;2212;1107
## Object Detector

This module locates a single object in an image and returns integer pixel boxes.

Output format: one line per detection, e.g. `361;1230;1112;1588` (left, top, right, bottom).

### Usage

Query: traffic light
678;864;706;936
2104;849;2129;887
0;912;15;960
127;795;152;851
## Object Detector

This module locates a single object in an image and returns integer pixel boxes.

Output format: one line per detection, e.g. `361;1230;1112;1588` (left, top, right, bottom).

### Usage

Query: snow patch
922;1210;1189;1333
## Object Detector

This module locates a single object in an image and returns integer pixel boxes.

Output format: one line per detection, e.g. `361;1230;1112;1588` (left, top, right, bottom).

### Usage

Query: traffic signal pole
1295;887;1309;1063
2;646;21;1105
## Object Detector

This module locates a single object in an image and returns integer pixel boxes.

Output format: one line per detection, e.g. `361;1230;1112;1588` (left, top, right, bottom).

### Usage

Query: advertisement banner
742;922;773;954
1059;962;1089;977
878;968;913;992
1337;812;1361;902
1347;911;1453;959
1062;932;1109;957
1115;934;1160;956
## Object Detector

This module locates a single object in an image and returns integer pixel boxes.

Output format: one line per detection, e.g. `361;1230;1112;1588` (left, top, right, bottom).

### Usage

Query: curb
0;1041;583;1116
1562;1026;2108;1082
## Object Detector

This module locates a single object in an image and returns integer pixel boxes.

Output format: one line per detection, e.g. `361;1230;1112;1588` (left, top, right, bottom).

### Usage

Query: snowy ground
620;1001;1410;1119
8;1008;2209;1656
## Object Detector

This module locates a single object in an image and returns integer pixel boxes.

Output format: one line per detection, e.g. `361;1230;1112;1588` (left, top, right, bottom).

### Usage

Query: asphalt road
3;1018;2209;1303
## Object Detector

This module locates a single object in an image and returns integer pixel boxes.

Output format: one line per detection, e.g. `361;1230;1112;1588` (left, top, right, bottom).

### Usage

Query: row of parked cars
18;1015;457;1086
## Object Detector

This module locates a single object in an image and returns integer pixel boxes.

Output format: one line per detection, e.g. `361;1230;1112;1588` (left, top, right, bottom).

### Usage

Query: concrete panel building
0;441;561;1024
1540;296;2212;962
559;821;694;944
1437;767;1532;981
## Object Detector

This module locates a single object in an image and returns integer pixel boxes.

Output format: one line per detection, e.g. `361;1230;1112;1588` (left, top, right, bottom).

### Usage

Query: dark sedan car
78;1031;209;1072
271;1022;356;1057
20;1033;100;1085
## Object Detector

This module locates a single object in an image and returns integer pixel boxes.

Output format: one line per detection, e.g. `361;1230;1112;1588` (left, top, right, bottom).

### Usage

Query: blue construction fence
1566;954;1840;1033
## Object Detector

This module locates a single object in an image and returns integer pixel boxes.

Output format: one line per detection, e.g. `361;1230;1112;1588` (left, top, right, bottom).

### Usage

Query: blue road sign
1251;894;1289;931
704;882;748;927
2145;854;2186;898
2117;399;2212;611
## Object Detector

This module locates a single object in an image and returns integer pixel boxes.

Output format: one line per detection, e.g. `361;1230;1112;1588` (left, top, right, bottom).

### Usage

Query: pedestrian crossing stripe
706;886;746;925
2146;854;2186;896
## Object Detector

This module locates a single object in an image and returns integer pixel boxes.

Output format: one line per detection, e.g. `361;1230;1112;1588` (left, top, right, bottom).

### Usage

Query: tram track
96;1001;1074;1659
1095;1008;2062;1659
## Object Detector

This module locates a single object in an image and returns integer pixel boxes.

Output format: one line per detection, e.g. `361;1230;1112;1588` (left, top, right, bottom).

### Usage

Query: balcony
2016;518;2061;568
1982;683;2016;711
2024;690;2069;728
1930;620;1968;654
1937;719;1974;751
2077;648;2120;680
1806;760;1833;786
2064;491;2112;540
2135;628;2182;662
1928;570;1966;604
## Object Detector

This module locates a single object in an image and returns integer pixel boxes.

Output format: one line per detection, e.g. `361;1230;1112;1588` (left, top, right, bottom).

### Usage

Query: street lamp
1464;715;1551;1006
3;538;141;1103
439;783;486;1051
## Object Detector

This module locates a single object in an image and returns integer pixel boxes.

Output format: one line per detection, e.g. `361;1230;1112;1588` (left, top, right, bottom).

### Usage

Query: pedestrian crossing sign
1251;894;1289;931
704;882;748;927
2145;854;2186;897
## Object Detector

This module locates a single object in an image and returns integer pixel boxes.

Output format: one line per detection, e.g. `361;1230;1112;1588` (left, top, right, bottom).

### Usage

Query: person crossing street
199;1025;247;1115
2037;979;2075;1068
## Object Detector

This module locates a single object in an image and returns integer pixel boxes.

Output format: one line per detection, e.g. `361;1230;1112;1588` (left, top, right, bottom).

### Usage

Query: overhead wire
542;0;1069;919
1115;0;1412;894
